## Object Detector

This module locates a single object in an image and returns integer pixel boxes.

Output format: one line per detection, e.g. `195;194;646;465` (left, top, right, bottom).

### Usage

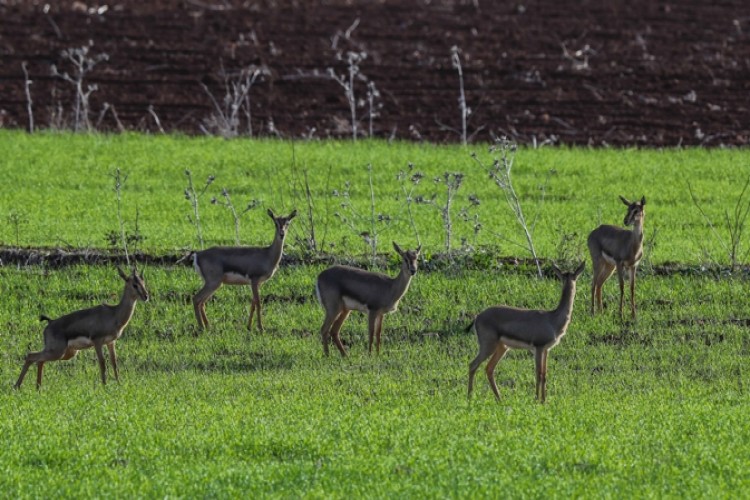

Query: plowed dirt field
1;0;748;145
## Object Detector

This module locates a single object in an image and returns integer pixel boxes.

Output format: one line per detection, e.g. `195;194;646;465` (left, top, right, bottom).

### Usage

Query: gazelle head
620;195;646;226
117;266;149;302
268;208;298;239
552;261;585;287
393;242;421;276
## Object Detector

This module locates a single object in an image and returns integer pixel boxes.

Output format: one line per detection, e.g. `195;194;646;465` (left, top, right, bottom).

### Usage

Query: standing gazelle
588;196;646;320
14;267;149;390
467;262;584;403
316;242;421;357
192;208;297;331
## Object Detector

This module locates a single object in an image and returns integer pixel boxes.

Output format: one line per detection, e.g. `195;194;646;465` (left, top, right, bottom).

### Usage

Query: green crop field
1;131;749;497
1;129;749;265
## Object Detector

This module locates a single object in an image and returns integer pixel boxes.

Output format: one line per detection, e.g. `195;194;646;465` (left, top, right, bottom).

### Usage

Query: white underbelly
601;251;617;266
500;336;535;352
223;272;252;285
68;336;94;350
342;296;369;312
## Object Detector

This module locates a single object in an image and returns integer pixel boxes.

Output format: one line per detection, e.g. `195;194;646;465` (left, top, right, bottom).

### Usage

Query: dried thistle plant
396;162;425;250
472;137;547;278
211;188;261;245
200;63;270;138
50;42;109;132
414;172;466;256
333;164;391;266
184;170;215;249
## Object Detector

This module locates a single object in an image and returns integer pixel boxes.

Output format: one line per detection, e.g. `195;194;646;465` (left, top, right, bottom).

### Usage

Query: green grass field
1;131;749;497
1;129;749;265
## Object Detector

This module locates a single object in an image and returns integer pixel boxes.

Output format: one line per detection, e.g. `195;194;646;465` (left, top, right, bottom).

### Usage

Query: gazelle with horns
316;242;421;357
467;262;585;403
587;196;646;320
14;266;149;389
192;208;297;331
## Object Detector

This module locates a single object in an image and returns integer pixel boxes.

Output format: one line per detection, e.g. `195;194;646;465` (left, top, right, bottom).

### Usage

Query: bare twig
42;4;63;39
397;163;424;253
303;168;317;253
21;62;34;133
473;137;543;278
289;143;318;254
415;172;464;256
50;42;109;132
148;105;165;133
96;102;125;132
184;170;215;248
687;181;730;263
451;46;468;146
200;64;268;138
111;168;130;266
211;188;259;245
367;163;378;265
328;51;367;141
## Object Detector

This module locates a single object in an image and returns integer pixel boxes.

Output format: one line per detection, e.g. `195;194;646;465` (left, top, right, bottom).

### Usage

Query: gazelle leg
374;314;384;354
630;267;636;316
468;323;499;398
14;361;33;389
616;264;625;320
250;280;263;332
468;342;496;398
17;342;67;389
368;310;379;354
330;309;351;357
248;298;256;331
94;343;107;385
534;348;544;401
61;348;78;360
540;349;549;403
590;257;601;314
107;343;119;382
36;362;45;389
594;262;614;314
596;264;612;312
319;311;338;356
485;343;509;401
193;281;221;329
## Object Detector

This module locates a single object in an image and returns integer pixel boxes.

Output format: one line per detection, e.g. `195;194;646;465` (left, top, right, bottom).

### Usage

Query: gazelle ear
267;208;275;219
619;195;631;206
116;266;128;281
640;196;646;206
288;209;298;219
415;244;422;255
392;241;404;254
133;265;144;279
574;261;586;278
551;262;563;280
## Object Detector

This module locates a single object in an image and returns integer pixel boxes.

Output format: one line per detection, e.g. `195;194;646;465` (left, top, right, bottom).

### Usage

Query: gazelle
192;208;297;331
587;196;646;320
316;242;421;357
467;262;584;403
14;267;149;390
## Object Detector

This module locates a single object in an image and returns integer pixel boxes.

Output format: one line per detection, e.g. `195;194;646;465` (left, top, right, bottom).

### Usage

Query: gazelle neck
552;280;577;332
391;259;415;299
268;231;287;264
115;284;139;326
632;215;645;243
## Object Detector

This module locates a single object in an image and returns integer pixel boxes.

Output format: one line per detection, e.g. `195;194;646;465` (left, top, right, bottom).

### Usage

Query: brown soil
1;0;749;146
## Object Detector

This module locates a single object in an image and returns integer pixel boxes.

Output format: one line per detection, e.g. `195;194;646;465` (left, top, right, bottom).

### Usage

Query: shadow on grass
133;350;294;374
